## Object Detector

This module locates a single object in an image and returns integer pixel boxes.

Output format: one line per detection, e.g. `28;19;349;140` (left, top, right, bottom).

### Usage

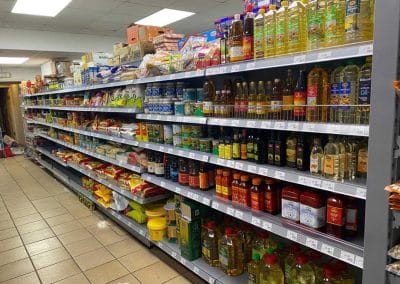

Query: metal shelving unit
23;105;142;113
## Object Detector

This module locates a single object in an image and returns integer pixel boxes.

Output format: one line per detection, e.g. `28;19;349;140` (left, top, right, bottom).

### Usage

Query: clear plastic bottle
290;254;316;284
307;0;325;50
264;4;277;57
230;14;244;62
357;138;368;178
348;137;359;180
345;0;374;43
256;81;267;118
261;254;284;284
234;82;243;117
324;135;340;180
275;1;289;55
337;137;349;181
247;253;261;284
218;227;244;276
321;264;340;283
306;66;329;122
356;56;372;124
248;81;258;118
329;66;344;123
310;137;324;176
339;62;360;123
237;223;253;268
254;8;266;59
201;221;220;266
284;243;301;283
324;0;345;47
252;231;270;260
287;0;308;53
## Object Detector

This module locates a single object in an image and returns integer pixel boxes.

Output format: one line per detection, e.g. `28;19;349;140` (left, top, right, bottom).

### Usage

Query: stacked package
153;33;185;52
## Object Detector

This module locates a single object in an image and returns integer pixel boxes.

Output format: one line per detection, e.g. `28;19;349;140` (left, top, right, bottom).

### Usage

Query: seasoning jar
183;88;197;101
145;83;152;97
232;173;241;203
300;190;326;230
189;161;200;189
250;177;264;210
152;83;163;98
165;82;176;98
221;170;232;200
264;178;280;215
199;163;209;191
215;169;223;197
169;158;178;182
239;175;251;206
281;186;301;222
178;159;189;186
326;195;346;239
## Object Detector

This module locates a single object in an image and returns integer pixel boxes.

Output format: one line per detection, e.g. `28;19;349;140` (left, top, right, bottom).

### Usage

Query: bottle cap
258;8;265;14
233;173;241;180
225;227;234;235
295;254;308;265
241;175;250;182
234;14;241;20
217;169;223;175
253;253;261;261
264;253;278;265
252;177;262;185
206;221;216;229
222;170;231;177
324;264;337;278
269;4;276;10
281;1;289;7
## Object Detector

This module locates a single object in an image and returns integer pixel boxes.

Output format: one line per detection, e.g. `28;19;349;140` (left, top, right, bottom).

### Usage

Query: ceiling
0;0;242;37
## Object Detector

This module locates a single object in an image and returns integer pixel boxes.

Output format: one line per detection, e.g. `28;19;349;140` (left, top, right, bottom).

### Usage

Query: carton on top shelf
127;24;174;44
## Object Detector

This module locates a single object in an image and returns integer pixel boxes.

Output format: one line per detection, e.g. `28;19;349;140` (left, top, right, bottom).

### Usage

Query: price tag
187;192;194;199
247;165;257;173
169;74;176;80
275;121;286;129
219;66;227;73
246;62;256;69
236;162;244;170
274;171;285;180
180;257;186;265
258;167;269;176
212;202;219;210
321;180;335;191
217;158;226;166
193;266;200;274
178;150;184;156
317;51;332;60
306;237;318;249
321;244;335;256
246;120;257;127
227;207;235;216
227;160;235;168
294;55;306;64
231;120;240;127
250;217;261;227
286;230;298;241
208;276;215;284
167;148;173;154
139;229;145;236
340;250;355;264
358;44;373;55
175;186;181;194
298;176;316;187
356;187;367;199
160;181;166;187
231;65;240;73
354;256;364;268
171;251;177;258
262;221;272;231
202;197;211;205
202;155;209;162
192;193;200;201
189;153;195;159
235;210;244;219
184;71;192;78
287;122;299;130
158;242;164;248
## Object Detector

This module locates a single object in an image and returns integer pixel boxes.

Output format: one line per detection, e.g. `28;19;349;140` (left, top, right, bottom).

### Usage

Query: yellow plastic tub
145;206;165;220
147;217;167;241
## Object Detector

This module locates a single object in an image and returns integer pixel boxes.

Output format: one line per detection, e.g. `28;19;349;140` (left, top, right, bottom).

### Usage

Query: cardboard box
127;24;174;44
128;41;155;62
113;42;127;55
179;217;201;261
180;199;202;221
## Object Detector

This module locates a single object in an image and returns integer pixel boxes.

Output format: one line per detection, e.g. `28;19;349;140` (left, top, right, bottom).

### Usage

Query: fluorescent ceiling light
0;57;29;65
135;8;195;27
12;0;71;17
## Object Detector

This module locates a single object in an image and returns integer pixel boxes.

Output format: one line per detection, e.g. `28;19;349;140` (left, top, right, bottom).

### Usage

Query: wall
0;66;41;83
2;84;24;144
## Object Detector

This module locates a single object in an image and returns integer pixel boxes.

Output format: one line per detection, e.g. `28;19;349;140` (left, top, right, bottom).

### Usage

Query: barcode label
321;244;335;256
286;230;298;241
262;221;272;231
306;237;318;249
246;62;256;69
294;55;306;64
235;210;244;219
227;207;235;216
318;51;332;60
231;65;240;72
251;216;261;227
321;180;335;191
340;251;355;264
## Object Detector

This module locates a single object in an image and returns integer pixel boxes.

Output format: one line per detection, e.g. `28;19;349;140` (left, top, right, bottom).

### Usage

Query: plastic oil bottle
287;0;308;53
306;66;329;122
247;253;261;284
334;261;356;284
356;56;372;124
237;223;253;268
248;81;258;118
261;254;284;284
324;135;340;180
324;0;345;47
284;243;301;283
339;61;360;123
218;227;244;276
307;0;325;50
264;4;277;57
201;221;220;266
254;7;266;59
256;81;267;118
275;1;289;55
243;8;255;60
230;14;244;62
345;0;374;43
290;254;316;284
329;66;344;122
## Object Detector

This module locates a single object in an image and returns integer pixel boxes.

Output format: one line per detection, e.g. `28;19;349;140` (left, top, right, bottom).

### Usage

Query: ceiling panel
0;0;15;13
68;0;126;12
125;0;176;7
111;2;160;16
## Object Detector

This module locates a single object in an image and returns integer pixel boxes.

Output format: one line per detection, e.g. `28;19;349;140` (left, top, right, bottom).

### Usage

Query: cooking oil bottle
256;81;267;118
264;4;277;57
261;254;284;284
345;0;374;43
287;0;308;53
306;66;329;122
339;61;360;123
290;254;316;284
275;1;289;55
324;135;340;180
324;0;345;47
230;14;244;62
247;253;261;284
356;56;372;124
307;0;325;50
329;66;344;122
201;221;220;266
254;7;266;59
248;81;258;119
237;223;253;268
218;227;244;276
284;243;301;283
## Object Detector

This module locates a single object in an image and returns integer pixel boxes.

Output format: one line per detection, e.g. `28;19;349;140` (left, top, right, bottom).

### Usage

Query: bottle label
357;149;368;173
310;153;323;174
243;35;254;60
296;146;304;169
359;78;371;104
282;199;300;221
326;204;345;226
288;16;300;46
178;172;189;185
240;100;249;113
307;85;318;111
345;0;360;32
283;94;294;111
265;191;278;213
346;208;358;231
293;91;306;117
256;102;266;115
203;101;213;115
239;187;250;206
216;184;222;195
300;204;326;229
230;46;243;61
264;22;275;53
248;272;257;284
234;101;241;114
222;185;232;197
324;154;338;175
254;23;264;58
232;184;239;203
189;175;199;188
218;144;225;159
330;83;341;110
219;246;229;267
308;10;322;43
286;148;296;164
274;144;281;163
233;143;240;159
199;172;209;190
248;101;256;114
271;100;282;112
224;144;233;160
325;5;338;42
251;192;264;210
241;144;248;160
155;163;164;175
202;246;211;258
339;82;352;110
276;18;286;49
254;143;259;162
247;142;254;158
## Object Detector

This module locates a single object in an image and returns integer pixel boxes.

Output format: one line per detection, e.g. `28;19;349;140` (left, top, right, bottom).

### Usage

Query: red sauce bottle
221;170;232;200
232;173;241;203
264;178;279;215
215;169;223;197
239;175;251;206
345;197;358;237
281;186;301;222
299;190;326;230
250;177;264;211
326;195;346;239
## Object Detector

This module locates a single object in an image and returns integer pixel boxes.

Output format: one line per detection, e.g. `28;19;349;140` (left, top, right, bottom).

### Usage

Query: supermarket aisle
0;156;200;284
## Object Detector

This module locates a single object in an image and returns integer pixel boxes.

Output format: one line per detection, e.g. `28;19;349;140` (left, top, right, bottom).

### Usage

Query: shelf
207;118;369;137
136;114;207;124
36;146;68;167
37;133;143;173
205;42;373;76
134;69;205;84
23;105;142;113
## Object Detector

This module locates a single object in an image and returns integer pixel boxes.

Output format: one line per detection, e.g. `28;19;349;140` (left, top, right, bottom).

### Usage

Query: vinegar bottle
282;69;294;120
256;80;267;118
248;81;257;118
275;1;289;55
230;14;244;62
264;4;277;57
287;0;308;53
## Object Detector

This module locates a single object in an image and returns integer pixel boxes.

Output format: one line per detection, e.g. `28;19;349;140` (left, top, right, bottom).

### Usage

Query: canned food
191;137;200;151
173;135;182;147
183;88;197;101
174;102;184;116
172;124;182;136
181;125;192;137
182;136;192;149
163;125;173;145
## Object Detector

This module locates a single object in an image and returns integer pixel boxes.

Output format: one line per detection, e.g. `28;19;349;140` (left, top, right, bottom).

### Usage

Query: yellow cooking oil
261;253;284;284
201;221;220;267
275;1;289;55
287;0;308;53
254;7;266;59
218;227;244;276
324;0;345;47
264;4;277;57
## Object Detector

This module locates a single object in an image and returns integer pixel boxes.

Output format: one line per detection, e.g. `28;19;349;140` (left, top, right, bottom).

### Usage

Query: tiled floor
0;156;204;284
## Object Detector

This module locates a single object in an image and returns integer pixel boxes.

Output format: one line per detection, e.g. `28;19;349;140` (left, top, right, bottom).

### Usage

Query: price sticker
171;251;177;259
169;74;176;80
219;66;227;73
340;251;355;264
354;256;364;268
159;146;165;152
180;257;186;265
208;277;215;284
189;153;195;159
202;197;211;205
227;160;235;168
275;121;286;129
212;202;220;210
175;186;181;194
202;155;209;162
247;165;257;173
246;120;257;127
321;180;335;191
236;162;244;170
287;122;299;130
286;230;298;241
274;171;285;180
358;44;373;55
231;120;240;127
262;221;272;231
317;51;332;60
217;158;226;166
321;244;335;256
167;148;173;154
160;181;166;187
139;229;145;236
258;167;269;176
356;187;367;199
193;266;200;274
293;55;306;64
158;242;164;248
306;237;318;249
246;62;256;69
251;216;262;227
235;210;244;219
311;179;322;188
192;193;200;201
231;65;240;73
227;207;235;216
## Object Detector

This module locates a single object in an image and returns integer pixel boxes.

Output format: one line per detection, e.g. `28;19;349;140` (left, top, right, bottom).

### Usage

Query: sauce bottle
202;221;220;266
218;227;244;276
274;132;286;167
271;78;283;120
250;177;264;211
221;170;233;200
345;197;358;237
326;194;346;238
170;157;178;182
241;129;248;160
178;158;189;186
230;14;244;62
254;7;266;59
243;8;255;60
267;131;275;165
232;173;241;203
282;186;301;222
233;131;240;160
254;130;266;164
256;80;267;118
264;4;277;57
248;81;257;118
265;178;279;215
203;79;216;117
310;137;324;176
189;161;200;189
208;165;216;188
239;175;251;206
293;70;307;121
296;134;309;171
283;69;294;120
224;134;233;160
300;190;326;230
265;80;273;119
199;162;210;191
286;133;298;168
215;169;223;197
247;129;255;162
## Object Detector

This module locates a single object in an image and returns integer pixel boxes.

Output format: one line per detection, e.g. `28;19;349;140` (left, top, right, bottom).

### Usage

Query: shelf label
178;150;184;156
189;153;195;159
262;221;272;231
227;207;235;216
246;62;256;69
202;197;211;205
207;68;218;75
247;165;257;173
193;266;200;275
306;237;318;250
293;55;306;64
234;210;244;219
354;256;364;268
321;244;335;256
159;146;165;152
227;160;235;168
139;229;145;236
180;257;186;265
202;155;209;162
212;202;220;210
219;66;227;73
286;230;298;242
158;242;164;248
340;250;355;264
160;181;166;187
251;216;262;227
167;148;173;154
358;44;373;55
274;171;285;180
175;186;181;194
231;120;240;127
231;65;240;73
216;158;225;166
275;121;286;129
258;167;269;176
208;276;215;284
356;187;367;199
169;74;176;80
317;51;332;60
321;180;335;191
192;193;200;201
187;192;194;199
184;71;192;78
235;162;244;170
287;122;299;130
246;120;257;127
171;251;177;258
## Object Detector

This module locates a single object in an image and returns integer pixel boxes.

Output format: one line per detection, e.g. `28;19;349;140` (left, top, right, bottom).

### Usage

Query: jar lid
252;177;262;185
233;173;241;179
240;175;249;182
147;217;167;230
222;170;231;176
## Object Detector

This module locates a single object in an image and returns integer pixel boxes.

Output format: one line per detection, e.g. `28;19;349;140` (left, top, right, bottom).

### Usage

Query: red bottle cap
225;227;234;235
206;221;216;229
295;254;308;265
324;264;337;278
258;231;269;239
289;243;301;253
264;253;278;265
